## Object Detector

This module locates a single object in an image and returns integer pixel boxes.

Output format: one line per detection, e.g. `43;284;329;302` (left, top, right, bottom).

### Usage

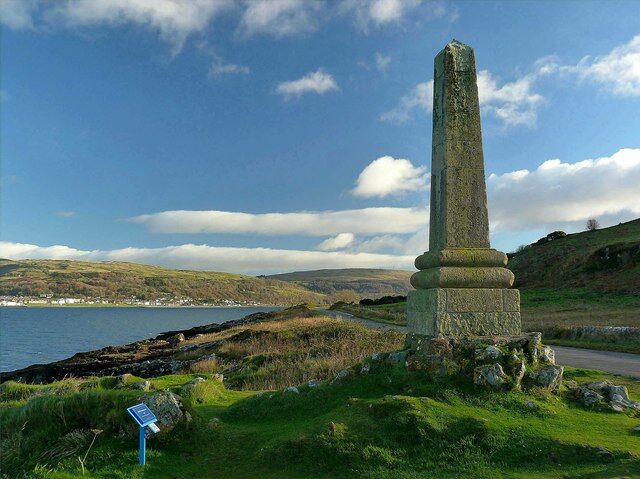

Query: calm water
0;306;279;372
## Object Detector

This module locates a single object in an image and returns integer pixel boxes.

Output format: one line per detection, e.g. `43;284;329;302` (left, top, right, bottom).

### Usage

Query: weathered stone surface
143;391;191;434
539;345;555;364
446;288;502;312
406;333;562;392
331;369;350;384
502;289;520;312
407;288;522;336
572;381;640;411
410;266;514;289
428;41;489;251
387;350;410;364
530;365;564;391
414;248;507;270
406;40;521;338
133;380;151;391
474;363;509;389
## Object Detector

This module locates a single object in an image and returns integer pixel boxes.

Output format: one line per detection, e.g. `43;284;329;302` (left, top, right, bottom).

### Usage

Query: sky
1;0;639;275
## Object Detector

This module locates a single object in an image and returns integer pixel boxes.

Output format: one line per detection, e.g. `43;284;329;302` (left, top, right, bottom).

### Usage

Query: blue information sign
127;403;159;465
127;404;157;427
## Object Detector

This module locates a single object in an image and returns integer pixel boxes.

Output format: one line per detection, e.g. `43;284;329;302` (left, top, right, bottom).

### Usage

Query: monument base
407;288;521;336
403;332;564;391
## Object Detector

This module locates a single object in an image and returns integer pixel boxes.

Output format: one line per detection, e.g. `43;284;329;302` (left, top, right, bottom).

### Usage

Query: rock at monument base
405;332;562;392
407;288;521;337
569;381;640;411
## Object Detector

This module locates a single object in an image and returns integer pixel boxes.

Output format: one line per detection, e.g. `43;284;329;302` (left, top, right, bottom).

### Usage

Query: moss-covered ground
1;313;639;479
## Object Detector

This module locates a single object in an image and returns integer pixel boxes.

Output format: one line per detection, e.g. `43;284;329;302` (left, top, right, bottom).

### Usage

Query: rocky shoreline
0;308;291;384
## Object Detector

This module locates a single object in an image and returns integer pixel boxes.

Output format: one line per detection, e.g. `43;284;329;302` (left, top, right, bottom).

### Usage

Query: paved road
321;309;640;379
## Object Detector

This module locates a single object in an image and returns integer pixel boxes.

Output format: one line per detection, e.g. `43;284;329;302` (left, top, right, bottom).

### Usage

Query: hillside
266;268;412;298
0;259;324;306
509;218;640;293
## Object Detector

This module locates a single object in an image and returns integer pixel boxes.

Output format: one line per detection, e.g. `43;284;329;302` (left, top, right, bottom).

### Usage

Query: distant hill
0;259;324;305
509;218;640;293
266;268;413;298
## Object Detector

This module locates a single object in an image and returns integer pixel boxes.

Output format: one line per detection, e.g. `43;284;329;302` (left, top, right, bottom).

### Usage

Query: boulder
331;369;350;384
387;350;409;365
360;363;371;375
474;363;509;389
477;345;502;361
532;365;563;391
284;386;300;394
143;391;191;434
307;379;321;388
116;373;134;388
539;346;555;364
132;380;151;391
182;376;206;392
406;333;562;392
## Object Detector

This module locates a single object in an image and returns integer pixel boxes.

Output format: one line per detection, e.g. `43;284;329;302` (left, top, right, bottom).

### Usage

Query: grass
1;363;639;479
183;313;405;390
508;218;640;293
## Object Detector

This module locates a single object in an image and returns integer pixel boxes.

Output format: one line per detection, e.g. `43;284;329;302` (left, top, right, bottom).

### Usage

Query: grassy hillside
266;268;412;299
0;259;324;306
1;309;639;478
509;218;640;293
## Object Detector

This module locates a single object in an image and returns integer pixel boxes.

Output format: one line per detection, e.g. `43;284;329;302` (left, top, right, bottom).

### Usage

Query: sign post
127;403;160;465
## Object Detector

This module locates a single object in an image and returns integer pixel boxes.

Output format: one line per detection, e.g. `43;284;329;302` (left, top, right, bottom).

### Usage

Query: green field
1;310;639;479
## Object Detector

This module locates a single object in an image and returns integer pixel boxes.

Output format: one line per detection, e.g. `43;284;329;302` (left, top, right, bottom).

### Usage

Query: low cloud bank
0;241;414;275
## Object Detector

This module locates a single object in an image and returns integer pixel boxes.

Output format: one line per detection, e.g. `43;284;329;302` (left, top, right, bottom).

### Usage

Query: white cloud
379;81;433;123
375;52;392;71
131;207;427;236
2;0;232;53
239;0;323;38
477;70;543;128
340;0;424;31
209;57;249;77
352;156;428;198
570;35;640;97
317;233;355;251
276;69;339;98
382;70;543;128
0;241;414;275
0;0;38;29
55;210;76;218
488;148;640;232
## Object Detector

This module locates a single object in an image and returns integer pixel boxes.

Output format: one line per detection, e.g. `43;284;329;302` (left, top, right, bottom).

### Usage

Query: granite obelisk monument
407;40;521;337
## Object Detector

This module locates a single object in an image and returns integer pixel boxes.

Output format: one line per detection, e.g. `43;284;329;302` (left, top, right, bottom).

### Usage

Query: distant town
0;294;265;308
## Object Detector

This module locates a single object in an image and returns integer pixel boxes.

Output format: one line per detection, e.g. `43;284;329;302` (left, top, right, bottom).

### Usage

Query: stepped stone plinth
407;40;521;338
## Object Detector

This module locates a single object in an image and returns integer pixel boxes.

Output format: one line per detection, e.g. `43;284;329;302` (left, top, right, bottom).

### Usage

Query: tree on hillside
586;218;600;231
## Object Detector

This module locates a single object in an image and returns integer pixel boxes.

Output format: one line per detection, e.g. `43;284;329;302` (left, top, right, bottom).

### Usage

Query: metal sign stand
127;403;160;466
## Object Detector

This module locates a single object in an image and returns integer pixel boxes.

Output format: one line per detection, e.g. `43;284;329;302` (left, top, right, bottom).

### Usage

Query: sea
0;306;279;372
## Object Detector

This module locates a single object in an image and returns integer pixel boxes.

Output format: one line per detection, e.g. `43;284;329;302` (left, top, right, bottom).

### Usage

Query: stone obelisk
407;40;521;338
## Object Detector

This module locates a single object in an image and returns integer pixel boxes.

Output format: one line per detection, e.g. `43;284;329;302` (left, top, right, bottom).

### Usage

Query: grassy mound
1;313;638;478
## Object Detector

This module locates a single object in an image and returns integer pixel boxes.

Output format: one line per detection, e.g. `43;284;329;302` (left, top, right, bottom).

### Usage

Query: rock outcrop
406;332;563;391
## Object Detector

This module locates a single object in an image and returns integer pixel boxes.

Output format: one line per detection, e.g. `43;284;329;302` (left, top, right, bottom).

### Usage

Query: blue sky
1;0;639;274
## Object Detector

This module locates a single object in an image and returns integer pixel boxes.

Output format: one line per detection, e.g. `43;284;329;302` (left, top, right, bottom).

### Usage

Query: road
321;309;640;379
